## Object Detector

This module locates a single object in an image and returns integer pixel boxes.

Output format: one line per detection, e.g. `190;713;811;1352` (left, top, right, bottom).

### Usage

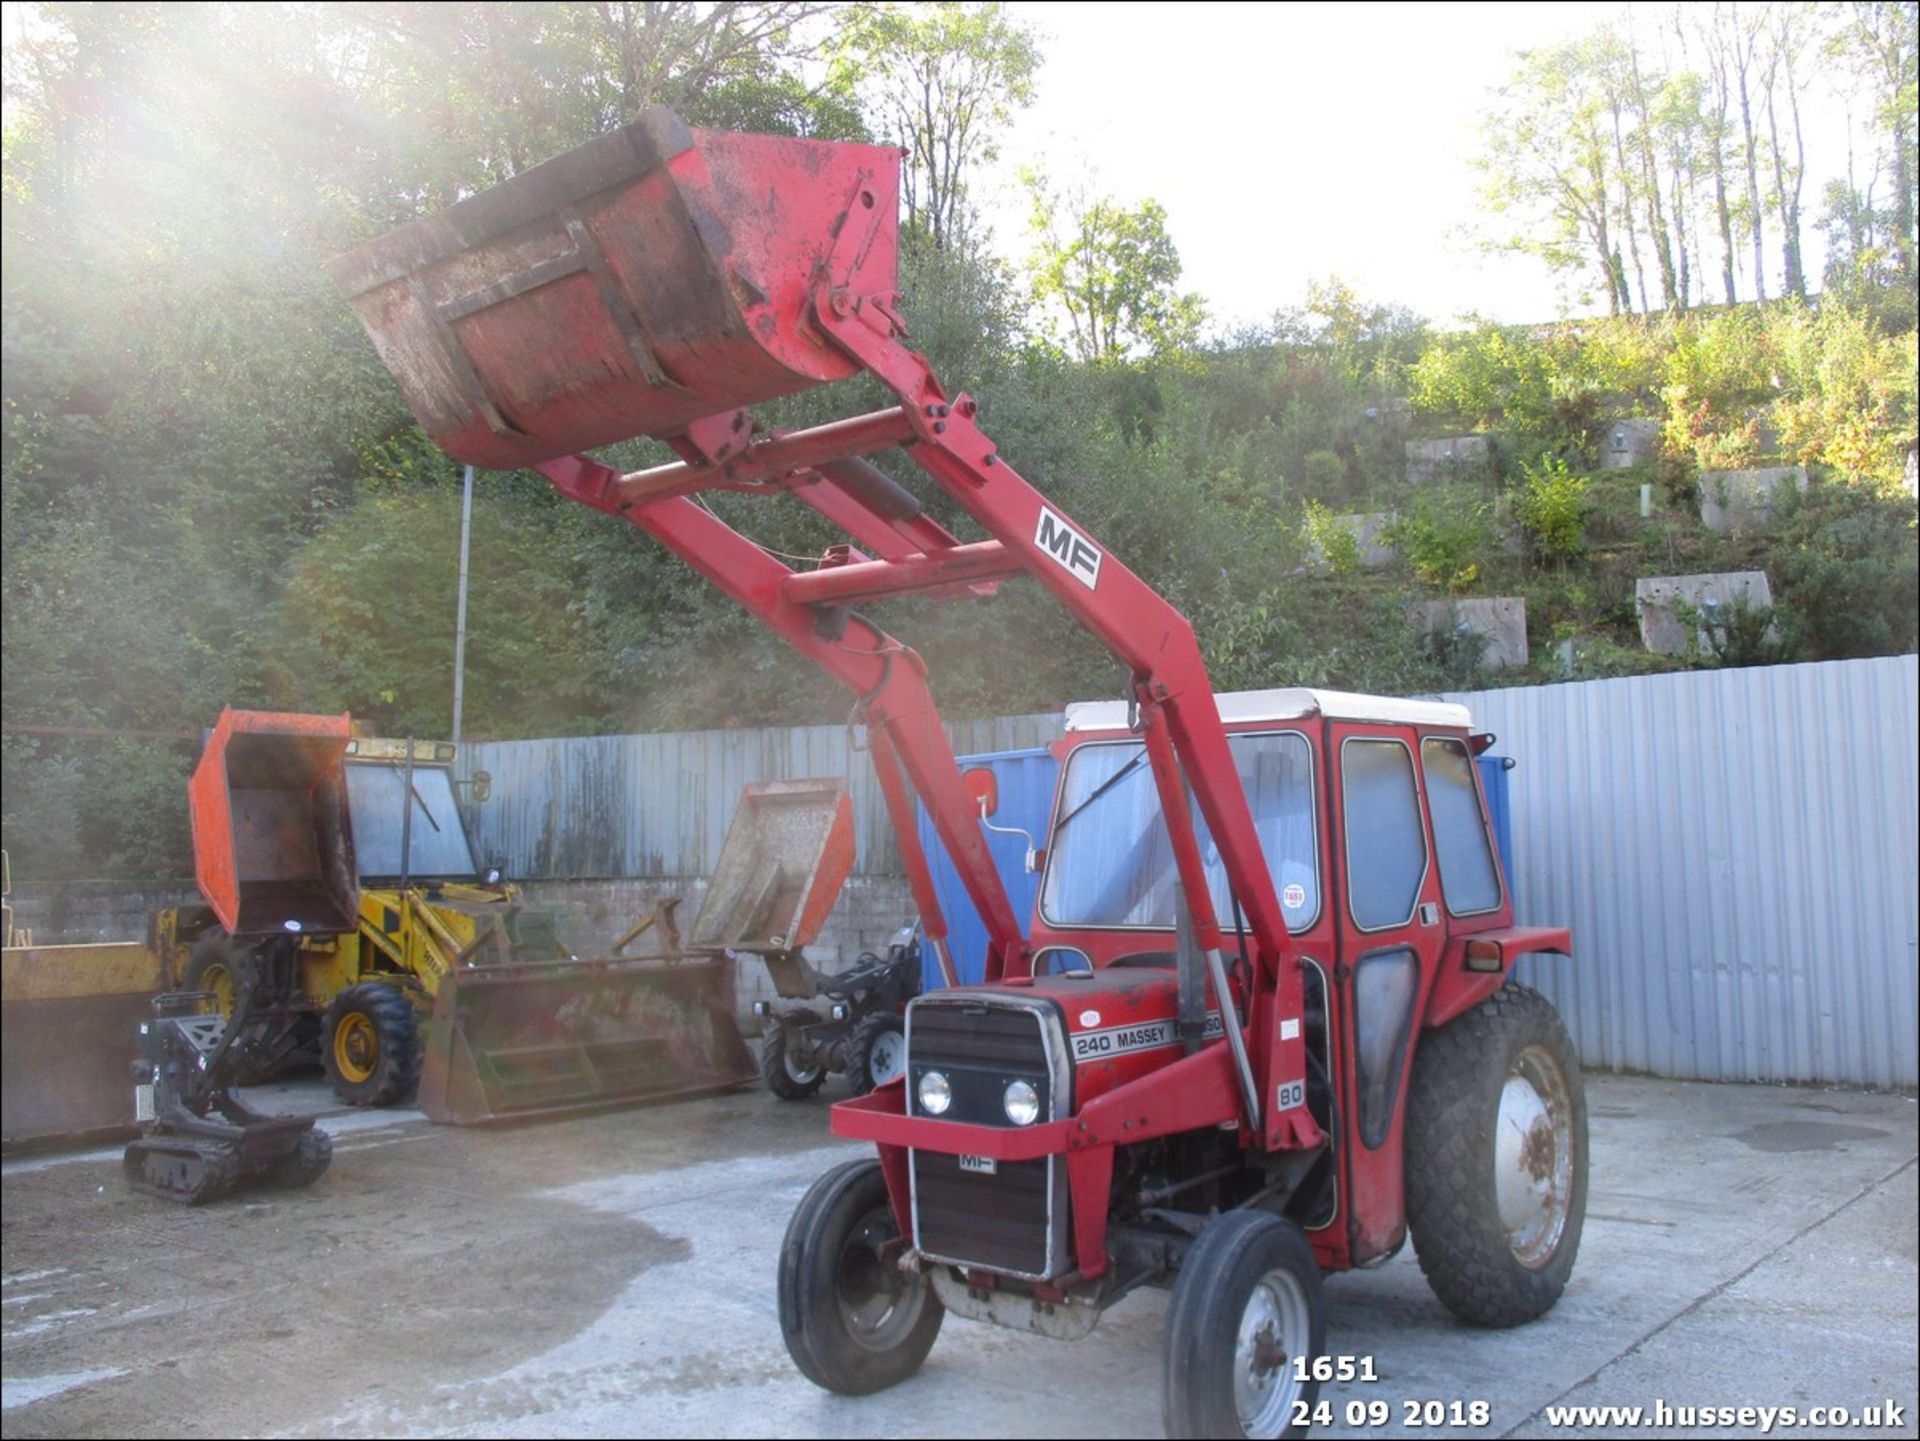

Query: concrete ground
2;1074;1913;1440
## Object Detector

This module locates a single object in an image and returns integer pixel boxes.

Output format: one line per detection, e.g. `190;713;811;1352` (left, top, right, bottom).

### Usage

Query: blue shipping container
914;746;1057;990
916;747;1517;991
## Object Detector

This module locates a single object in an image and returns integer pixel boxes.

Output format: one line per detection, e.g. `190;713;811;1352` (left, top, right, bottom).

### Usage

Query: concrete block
1636;571;1774;656
1305;511;1397;571
1405;434;1491;486
1410;597;1530;670
1600;417;1662;470
1699;465;1807;533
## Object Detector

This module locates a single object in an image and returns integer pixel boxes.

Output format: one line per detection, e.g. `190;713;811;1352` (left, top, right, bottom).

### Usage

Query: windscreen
1040;732;1319;932
344;764;478;881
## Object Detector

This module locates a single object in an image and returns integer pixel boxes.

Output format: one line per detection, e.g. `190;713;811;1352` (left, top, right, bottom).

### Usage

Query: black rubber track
1403;981;1588;1327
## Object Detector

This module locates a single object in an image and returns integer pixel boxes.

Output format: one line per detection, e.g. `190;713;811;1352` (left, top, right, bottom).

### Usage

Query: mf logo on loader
1035;505;1103;590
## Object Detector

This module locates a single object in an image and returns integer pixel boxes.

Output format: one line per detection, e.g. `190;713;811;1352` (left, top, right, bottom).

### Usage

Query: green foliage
1386;496;1494;594
1512;454;1594;562
1770;480;1920;658
1024;175;1205;361
1300;501;1361;574
1301;449;1346;498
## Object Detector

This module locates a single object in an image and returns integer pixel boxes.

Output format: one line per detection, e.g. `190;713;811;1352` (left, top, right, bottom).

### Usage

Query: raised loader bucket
417;956;756;1125
687;780;856;953
189;709;358;938
326;110;902;470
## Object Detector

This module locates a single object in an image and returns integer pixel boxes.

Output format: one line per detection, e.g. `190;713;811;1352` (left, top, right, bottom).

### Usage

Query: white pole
452;464;474;744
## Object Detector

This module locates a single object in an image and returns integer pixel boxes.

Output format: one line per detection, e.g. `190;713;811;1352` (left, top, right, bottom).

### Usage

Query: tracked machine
332;111;1587;1438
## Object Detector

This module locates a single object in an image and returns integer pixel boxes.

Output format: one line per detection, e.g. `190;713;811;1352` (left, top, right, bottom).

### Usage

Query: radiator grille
907;996;1067;1280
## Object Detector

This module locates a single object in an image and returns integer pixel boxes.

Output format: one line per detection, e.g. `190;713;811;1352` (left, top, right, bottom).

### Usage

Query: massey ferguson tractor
331;110;1587;1438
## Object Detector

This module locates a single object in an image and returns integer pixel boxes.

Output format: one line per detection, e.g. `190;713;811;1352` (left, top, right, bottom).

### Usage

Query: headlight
1003;1079;1040;1126
917;1070;952;1116
830;1002;848;1021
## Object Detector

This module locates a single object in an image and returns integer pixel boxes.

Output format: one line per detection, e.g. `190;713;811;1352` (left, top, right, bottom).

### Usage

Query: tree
1477;39;1628;312
833;2;1039;249
1828;0;1920;282
1025;171;1205;362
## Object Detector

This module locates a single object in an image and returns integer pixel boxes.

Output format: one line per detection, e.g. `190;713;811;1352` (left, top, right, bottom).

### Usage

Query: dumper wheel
762;1023;827;1101
1163;1210;1325;1439
1404;982;1588;1327
845;1013;906;1096
185;935;287;1086
779;1158;943;1395
321;983;421;1107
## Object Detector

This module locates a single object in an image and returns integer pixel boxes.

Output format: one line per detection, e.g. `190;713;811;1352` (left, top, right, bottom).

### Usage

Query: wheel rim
1235;1267;1310;1436
334;1012;378;1084
203;962;236;1019
1495;1042;1575;1268
835;1206;925;1352
784;1046;822;1085
866;1029;905;1086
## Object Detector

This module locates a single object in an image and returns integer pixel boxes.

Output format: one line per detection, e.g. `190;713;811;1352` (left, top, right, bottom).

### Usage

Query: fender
1424;926;1573;1030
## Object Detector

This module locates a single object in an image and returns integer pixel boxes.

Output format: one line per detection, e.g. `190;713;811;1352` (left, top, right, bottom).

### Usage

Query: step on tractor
332;110;1588;1438
169;708;757;1125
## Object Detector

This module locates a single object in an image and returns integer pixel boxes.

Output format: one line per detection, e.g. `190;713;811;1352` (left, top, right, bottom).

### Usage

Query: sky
971;1;1858;332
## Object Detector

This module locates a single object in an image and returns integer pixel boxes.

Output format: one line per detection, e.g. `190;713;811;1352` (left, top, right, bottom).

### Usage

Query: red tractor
333;110;1586;1439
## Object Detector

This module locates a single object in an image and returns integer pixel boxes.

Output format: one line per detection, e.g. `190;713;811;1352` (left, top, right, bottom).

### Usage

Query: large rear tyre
761;1023;827;1101
1163;1210;1325;1439
779;1158;942;1395
845;1012;906;1096
1404;981;1588;1327
320;983;420;1107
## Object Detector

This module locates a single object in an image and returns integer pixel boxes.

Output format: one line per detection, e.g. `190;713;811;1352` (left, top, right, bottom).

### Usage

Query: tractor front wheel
761;1022;827;1101
845;1012;906;1096
1163;1210;1325;1439
1404;981;1588;1326
778;1158;942;1395
320;983;421;1107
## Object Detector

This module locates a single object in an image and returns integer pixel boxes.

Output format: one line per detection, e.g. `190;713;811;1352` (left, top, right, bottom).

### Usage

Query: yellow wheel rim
333;1012;378;1084
204;963;236;1019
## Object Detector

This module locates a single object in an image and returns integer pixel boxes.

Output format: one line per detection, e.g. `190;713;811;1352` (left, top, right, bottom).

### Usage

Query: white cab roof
1063;687;1473;732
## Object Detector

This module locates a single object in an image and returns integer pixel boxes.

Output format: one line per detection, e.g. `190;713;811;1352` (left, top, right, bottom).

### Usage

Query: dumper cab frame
332;109;1586;1438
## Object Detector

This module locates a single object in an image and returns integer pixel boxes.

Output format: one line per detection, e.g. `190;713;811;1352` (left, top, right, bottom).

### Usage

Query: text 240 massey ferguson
332;110;1587;1438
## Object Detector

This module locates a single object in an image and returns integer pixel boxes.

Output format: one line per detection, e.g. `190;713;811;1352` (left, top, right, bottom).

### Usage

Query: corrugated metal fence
1445;655;1917;1089
463;655;1917;1087
461;713;1058;879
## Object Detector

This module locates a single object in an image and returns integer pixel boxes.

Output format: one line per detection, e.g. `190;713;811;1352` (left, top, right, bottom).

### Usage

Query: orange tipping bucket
188;709;358;938
326;109;903;471
686;779;856;954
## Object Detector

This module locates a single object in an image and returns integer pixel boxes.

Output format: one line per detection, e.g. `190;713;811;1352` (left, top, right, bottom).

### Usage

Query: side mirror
962;767;998;818
469;769;492;803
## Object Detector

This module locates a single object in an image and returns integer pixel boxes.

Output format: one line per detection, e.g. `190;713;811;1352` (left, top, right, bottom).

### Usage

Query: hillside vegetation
3;3;1914;880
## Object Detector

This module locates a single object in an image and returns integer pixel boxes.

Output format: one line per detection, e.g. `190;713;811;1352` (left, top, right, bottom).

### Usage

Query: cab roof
1063;687;1472;733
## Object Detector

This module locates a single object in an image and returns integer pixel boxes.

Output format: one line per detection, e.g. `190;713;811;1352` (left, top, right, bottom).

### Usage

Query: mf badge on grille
958;1154;998;1175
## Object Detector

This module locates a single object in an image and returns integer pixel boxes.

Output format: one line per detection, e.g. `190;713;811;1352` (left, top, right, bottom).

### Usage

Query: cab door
1329;723;1447;1262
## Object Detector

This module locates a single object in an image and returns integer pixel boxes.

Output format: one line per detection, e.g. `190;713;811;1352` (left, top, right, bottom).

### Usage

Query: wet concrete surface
3;1074;1914;1438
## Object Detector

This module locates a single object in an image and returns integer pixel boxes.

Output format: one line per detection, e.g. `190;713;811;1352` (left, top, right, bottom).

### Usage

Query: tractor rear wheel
320;983;421;1107
1163;1209;1324;1439
845;1012;906;1096
779;1158;942;1395
1404;981;1588;1327
762;1022;827;1101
